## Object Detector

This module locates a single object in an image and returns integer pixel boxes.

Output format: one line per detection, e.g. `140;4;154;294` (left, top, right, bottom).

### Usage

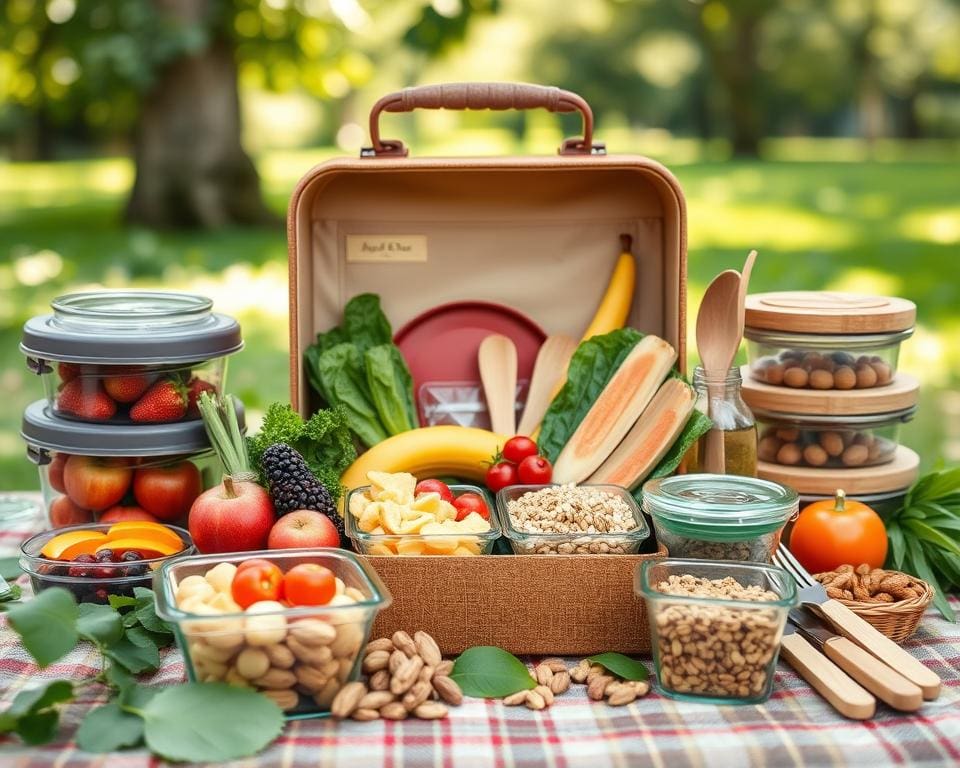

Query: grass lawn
1;145;958;491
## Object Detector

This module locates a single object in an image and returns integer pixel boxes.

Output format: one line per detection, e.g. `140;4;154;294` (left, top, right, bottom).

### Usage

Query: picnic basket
286;82;687;655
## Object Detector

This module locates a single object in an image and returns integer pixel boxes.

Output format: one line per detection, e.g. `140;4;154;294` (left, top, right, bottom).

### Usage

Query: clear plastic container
745;328;912;391
20;522;194;604
496;484;650;555
22;399;237;530
755;406;914;469
346;484;500;556
154;548;391;720
21;291;242;425
636;558;796;704
642;474;797;563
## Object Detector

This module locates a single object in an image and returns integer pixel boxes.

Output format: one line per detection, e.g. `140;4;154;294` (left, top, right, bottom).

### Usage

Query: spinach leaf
365;344;417;435
344;293;393;353
316;343;389;448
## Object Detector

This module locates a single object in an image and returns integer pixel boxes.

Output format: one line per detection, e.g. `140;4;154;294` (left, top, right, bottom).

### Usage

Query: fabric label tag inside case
346;235;428;263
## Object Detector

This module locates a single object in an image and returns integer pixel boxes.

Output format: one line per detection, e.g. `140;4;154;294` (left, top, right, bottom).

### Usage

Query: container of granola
496;483;650;555
641;474;797;563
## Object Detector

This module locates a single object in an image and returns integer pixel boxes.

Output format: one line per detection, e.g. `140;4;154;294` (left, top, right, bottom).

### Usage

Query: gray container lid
20;291;243;364
21;399;245;457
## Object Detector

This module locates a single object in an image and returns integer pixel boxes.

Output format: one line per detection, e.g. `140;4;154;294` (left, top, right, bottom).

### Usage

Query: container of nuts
154;548;391;720
637;558;797;704
496;483;650;555
642;475;798;563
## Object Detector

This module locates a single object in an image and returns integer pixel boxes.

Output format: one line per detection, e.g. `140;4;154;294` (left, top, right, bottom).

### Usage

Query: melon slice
588;378;696;490
552;335;677;484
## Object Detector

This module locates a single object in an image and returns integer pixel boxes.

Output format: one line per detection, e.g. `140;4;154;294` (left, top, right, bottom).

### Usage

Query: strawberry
130;379;188;423
56;379;117;421
58;362;82;382
186;377;217;418
103;373;153;403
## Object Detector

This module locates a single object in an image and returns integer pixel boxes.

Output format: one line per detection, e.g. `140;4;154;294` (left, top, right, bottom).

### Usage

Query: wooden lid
741;367;919;416
745;292;916;334
758;446;920;495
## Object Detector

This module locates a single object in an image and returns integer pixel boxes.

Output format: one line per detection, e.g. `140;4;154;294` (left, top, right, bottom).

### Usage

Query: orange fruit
98;537;182;559
105;522;183;550
40;530;109;560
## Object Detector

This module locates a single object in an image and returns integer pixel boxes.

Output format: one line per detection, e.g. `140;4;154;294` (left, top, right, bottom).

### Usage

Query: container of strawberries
20;291;242;425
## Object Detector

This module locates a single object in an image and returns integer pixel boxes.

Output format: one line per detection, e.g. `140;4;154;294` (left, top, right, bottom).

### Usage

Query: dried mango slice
40;530;108;560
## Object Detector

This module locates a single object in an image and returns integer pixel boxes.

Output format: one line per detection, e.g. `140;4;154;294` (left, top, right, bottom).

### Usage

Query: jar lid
20;291;243;364
751;405;916;429
745;292;916;335
642;474;798;541
758;446;920;495
20;399;244;457
741;367;919;416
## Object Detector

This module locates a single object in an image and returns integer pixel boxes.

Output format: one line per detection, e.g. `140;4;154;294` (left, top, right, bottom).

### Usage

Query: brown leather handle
366;82;601;157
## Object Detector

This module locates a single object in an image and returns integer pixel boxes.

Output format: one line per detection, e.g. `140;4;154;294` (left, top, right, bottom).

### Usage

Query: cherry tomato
789;490;888;574
517;455;553;484
485;461;519;493
235;558;276;574
502;436;539;464
231;561;283;608
414;479;454;503
283;563;336;607
453;492;490;521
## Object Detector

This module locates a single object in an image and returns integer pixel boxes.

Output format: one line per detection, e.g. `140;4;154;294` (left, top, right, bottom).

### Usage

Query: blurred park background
1;0;959;490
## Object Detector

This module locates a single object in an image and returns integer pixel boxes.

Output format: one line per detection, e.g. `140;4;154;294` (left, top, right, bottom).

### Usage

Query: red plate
394;301;547;426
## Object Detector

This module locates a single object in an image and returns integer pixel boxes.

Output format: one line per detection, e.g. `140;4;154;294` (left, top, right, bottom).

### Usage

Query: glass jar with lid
686;366;758;477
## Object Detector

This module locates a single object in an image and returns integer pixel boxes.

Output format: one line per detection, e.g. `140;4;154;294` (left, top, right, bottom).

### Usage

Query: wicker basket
834;581;934;642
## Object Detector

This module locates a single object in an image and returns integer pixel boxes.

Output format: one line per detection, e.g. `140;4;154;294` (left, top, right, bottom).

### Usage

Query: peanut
401;680;432;711
362;650;391;674
369;669;391;691
414;631;443;668
434;660;454;678
533;685;554;707
534;664;554;686
366;638;395;655
262;688;299;710
331;681;366;719
235;647;270;680
352;707;380;721
432;675;463;705
289;619;336;647
390;655;424;695
525;690;546;710
502;691;529;706
391;631;418;658
265;643;296;669
549;672;571;695
359;690;396;710
413;702;448;720
380;702;408;720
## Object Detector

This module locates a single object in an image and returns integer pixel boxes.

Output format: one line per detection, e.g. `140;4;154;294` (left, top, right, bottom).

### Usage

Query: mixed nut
814;564;928;603
652;530;782;564
752;351;893;391
758;425;895;468
652;574;782;700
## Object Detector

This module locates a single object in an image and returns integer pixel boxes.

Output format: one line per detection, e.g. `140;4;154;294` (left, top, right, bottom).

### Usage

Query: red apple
63;455;132;511
49;495;95;528
188;478;275;554
268;510;341;550
48;453;69;494
99;505;160;523
133;461;202;521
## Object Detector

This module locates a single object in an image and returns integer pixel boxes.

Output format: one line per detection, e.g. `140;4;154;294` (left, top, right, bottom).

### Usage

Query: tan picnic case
287;83;687;655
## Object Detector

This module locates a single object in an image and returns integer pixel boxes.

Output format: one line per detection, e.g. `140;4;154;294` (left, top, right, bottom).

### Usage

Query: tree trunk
126;1;275;228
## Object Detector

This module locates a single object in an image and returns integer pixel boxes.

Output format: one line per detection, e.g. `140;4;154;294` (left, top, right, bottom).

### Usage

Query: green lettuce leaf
365;344;417;435
343;293;393;353
315;343;388;448
538;329;644;462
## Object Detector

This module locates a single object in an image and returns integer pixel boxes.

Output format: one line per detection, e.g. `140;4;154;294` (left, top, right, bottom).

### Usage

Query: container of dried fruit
154;548;392;720
20;521;194;604
346;484;500;556
636;558;797;704
20;399;242;530
21;291;242;425
743;291;915;391
496;484;650;555
641;475;797;563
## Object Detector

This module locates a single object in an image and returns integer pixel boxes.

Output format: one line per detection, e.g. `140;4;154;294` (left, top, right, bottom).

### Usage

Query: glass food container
744;291;915;391
21;291;242;425
642;474;798;563
154;548;391;720
21;522;194;604
755;406;915;469
346;484;500;556
636;558;796;704
21;399;242;530
496;484;650;555
686;366;758;477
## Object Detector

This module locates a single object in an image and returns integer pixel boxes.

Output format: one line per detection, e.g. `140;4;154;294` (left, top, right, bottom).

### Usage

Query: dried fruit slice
40;530;109;560
105;522;183;550
97;537;182;558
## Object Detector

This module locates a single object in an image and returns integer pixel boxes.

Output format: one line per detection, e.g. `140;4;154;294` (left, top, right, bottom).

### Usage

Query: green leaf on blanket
586;652;649;682
77;602;124;646
451;646;537;698
77;701;145;753
6;587;79;666
0;556;23;580
0;680;74;745
105;636;160;674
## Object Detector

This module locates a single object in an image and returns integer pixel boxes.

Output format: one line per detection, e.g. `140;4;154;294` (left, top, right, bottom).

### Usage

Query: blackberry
260;443;345;541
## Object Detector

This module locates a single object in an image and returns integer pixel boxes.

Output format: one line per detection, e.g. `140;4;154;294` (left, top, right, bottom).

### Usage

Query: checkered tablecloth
2;498;959;767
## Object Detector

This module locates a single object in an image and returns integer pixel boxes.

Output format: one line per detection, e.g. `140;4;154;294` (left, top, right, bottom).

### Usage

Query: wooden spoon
479;334;519;436
738;249;758;331
695;270;743;474
518;334;577;436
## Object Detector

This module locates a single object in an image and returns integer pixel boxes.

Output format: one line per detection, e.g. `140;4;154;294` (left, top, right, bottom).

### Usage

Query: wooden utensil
479;334;519;436
517;334;577;436
695;270;742;473
738;249;757;330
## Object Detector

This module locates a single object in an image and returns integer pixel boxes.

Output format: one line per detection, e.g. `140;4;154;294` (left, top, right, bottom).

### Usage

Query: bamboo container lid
758;446;920;495
745;292;916;335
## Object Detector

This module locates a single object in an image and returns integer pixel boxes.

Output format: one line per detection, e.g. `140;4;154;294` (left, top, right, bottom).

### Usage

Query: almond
331;681;366;719
369;669;391;691
365;637;395;655
289;618;336;647
261;688;298;710
390;655;424;695
413;702;448;720
402;680;432;711
389;649;407;675
414;631;443;667
358;690;396;710
380;702;409;720
432;675;463;705
434;660;454;678
351;707;380;721
362;649;390;674
391;630;418;658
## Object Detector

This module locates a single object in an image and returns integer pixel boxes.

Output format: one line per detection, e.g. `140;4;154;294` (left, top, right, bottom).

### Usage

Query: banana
580;233;636;343
340;426;506;496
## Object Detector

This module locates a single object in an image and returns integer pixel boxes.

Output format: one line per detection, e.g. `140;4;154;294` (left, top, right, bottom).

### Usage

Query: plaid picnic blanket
2;500;959;767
